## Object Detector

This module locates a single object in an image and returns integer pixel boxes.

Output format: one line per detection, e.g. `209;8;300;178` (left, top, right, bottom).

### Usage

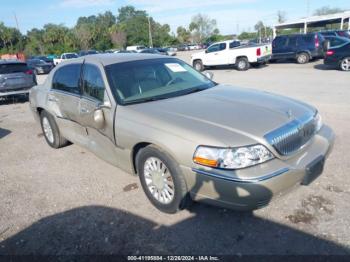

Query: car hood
125;85;315;147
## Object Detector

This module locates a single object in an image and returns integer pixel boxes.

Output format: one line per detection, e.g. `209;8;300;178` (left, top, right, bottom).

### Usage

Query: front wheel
136;145;191;213
340;57;350;71
40;110;68;149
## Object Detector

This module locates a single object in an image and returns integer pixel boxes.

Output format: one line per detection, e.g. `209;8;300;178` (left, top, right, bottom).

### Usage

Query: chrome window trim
192;167;290;183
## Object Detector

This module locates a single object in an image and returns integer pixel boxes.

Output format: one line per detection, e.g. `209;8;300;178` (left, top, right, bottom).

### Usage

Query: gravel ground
0;52;350;256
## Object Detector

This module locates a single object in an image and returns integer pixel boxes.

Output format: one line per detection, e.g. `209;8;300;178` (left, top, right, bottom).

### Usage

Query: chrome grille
264;113;317;156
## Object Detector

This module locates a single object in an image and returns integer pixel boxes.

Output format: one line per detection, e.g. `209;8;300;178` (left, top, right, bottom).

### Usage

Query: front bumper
181;125;335;210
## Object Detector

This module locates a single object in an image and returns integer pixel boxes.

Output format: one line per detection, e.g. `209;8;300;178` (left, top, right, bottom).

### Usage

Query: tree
176;26;190;43
189;14;218;43
314;6;344;16
277;11;287;24
109;24;127;48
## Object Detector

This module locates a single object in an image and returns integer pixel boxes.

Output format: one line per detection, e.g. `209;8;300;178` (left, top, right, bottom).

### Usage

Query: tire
296;52;310;64
40;110;68;149
193;60;204;72
236;57;249;71
339;57;350;71
136;145;192;213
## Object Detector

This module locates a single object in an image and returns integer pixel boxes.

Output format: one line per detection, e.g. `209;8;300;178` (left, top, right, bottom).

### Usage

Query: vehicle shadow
314;64;334;71
206;64;269;71
0;127;11;139
0;95;29;105
1;174;349;257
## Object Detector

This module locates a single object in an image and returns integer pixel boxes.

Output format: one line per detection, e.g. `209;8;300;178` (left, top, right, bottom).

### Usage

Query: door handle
48;95;59;102
80;107;89;114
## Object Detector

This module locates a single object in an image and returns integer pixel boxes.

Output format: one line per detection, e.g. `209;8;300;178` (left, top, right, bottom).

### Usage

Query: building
273;11;350;37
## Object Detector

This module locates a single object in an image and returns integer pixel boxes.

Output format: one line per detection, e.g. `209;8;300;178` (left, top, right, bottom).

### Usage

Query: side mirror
205;49;208;53
93;109;105;129
203;71;214;80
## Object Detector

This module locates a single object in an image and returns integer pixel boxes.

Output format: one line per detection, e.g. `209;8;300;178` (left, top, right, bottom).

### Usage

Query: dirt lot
0;52;350;256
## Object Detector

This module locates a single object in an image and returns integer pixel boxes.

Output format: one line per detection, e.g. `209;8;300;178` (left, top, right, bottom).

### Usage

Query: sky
0;0;349;35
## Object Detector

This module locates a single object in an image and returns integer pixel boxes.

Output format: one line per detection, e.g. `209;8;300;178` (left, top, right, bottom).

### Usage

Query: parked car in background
0;60;36;97
139;48;163;55
114;50;137;54
27;59;53;75
177;44;190;51
191;40;271;71
126;46;146;52
324;38;350;71
53;53;78;66
78;50;99;57
272;33;326;64
320;30;350;39
153;48;176;56
29;54;334;213
32;56;54;66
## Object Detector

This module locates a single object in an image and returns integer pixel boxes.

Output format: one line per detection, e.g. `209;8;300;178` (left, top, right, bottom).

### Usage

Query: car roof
60;53;169;66
0;59;26;65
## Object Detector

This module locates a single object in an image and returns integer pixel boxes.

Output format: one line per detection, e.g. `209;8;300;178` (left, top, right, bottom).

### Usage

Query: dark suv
272;33;326;64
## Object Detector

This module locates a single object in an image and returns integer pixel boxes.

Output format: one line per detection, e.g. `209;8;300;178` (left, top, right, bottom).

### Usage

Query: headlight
193;144;274;169
315;113;322;132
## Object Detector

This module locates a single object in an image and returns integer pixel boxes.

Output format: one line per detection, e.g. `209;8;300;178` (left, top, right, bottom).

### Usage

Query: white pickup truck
191;40;271;71
53;53;79;66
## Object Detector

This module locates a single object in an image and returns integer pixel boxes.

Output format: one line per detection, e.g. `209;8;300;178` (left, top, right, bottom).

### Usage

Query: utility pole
148;16;153;48
13;11;23;52
306;0;310;17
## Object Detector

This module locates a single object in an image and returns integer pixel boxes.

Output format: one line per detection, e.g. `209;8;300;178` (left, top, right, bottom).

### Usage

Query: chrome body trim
264;112;317;156
191;167;290;183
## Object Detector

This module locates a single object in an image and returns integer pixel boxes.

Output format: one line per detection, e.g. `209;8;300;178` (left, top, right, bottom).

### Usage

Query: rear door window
52;64;81;95
273;37;287;48
0;63;29;74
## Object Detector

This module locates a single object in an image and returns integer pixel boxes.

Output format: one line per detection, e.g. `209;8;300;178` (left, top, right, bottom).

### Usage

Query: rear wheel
296;52;310;64
236;57;249;71
340;57;350;71
136;145;191;213
193;60;204;71
40;110;68;149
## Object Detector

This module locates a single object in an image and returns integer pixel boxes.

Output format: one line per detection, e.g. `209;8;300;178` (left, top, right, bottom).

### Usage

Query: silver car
0;60;37;97
29;54;334;213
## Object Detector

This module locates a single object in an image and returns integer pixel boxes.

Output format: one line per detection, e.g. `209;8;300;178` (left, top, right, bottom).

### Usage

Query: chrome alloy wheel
238;60;246;70
144;157;175;204
341;58;350;71
42;117;54;143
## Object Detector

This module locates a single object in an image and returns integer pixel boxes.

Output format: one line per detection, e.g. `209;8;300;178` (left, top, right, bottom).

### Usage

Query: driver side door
204;43;227;66
77;63;118;166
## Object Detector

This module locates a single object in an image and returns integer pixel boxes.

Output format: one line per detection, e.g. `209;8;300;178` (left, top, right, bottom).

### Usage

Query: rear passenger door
49;63;86;143
77;63;118;166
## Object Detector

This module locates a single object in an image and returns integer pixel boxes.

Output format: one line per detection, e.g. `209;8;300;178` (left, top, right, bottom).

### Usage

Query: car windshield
66;53;78;59
105;58;216;105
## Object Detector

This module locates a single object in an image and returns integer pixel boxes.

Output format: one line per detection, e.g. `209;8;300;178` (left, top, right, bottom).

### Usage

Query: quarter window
82;64;105;101
52;64;81;95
